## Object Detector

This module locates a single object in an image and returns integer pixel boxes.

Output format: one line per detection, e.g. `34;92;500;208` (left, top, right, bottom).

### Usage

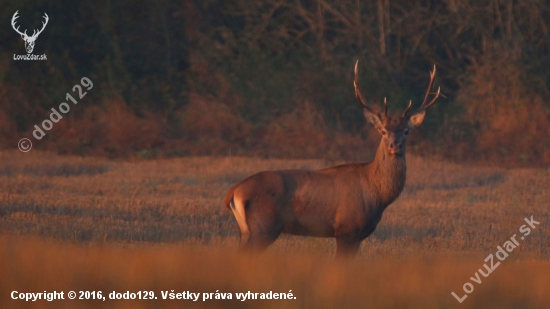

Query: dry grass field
0;150;549;308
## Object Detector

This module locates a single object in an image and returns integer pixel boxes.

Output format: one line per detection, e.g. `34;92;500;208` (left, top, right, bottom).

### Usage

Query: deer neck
365;142;407;208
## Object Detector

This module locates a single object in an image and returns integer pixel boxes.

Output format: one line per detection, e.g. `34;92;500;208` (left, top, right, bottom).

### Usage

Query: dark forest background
1;0;549;166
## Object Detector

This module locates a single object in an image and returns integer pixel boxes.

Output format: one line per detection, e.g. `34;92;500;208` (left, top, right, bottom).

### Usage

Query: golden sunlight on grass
0;150;549;308
0;237;549;309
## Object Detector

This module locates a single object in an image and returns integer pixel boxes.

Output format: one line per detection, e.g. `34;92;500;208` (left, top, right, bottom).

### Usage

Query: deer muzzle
389;141;403;154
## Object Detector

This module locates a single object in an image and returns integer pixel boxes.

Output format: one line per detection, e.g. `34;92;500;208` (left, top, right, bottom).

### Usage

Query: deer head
11;11;49;54
354;61;441;157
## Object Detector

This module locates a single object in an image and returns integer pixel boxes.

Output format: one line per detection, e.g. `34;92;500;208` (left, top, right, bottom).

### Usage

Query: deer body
225;142;406;255
225;61;441;257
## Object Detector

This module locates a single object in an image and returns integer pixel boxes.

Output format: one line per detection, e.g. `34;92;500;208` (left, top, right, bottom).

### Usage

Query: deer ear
408;110;426;128
363;109;384;131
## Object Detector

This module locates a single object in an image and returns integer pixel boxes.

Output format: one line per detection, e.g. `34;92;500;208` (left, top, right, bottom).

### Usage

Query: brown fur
225;115;419;257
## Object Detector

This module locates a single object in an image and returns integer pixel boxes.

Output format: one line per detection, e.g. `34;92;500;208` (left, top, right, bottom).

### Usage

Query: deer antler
11;11;27;37
354;60;381;117
419;65;441;111
402;100;412;118
29;13;49;39
404;65;441;118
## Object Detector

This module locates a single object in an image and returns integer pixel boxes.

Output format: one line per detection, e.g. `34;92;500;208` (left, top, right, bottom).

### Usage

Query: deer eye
381;130;387;135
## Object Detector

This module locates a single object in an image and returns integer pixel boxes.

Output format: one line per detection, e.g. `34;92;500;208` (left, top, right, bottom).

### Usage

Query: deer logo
11;11;49;54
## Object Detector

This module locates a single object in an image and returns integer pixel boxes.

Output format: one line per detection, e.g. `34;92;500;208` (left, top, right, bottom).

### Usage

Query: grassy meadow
0;150;549;308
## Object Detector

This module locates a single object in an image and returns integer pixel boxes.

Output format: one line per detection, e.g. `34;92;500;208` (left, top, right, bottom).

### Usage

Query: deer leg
335;237;361;258
238;229;251;250
240;231;279;251
239;203;282;252
240;219;281;251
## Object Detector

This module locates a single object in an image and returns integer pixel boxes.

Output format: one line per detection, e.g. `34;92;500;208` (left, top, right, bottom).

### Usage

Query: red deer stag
225;61;441;257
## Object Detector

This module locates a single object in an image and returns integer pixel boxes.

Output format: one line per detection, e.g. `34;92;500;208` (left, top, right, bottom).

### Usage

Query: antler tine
30;12;49;38
354;60;378;115
11;10;18;24
407;64;441;114
420;65;436;109
383;97;388;118
11;11;26;36
42;13;49;28
422;86;441;110
402;100;412;118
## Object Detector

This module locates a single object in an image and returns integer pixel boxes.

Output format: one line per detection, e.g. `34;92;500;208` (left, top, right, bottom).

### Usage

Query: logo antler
11;11;49;54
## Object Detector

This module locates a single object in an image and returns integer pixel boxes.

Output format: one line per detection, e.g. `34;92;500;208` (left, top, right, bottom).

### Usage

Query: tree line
1;0;548;164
